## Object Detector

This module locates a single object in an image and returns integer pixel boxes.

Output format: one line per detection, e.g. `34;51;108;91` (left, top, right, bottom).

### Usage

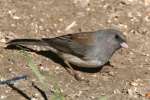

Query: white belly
59;53;102;68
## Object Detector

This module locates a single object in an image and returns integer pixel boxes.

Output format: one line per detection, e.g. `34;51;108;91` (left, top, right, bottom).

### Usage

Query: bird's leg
64;60;82;81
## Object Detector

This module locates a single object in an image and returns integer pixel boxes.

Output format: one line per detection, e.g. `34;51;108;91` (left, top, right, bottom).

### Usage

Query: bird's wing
42;32;96;58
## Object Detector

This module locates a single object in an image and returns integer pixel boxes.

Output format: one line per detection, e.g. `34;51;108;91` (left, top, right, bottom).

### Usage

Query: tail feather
7;39;47;46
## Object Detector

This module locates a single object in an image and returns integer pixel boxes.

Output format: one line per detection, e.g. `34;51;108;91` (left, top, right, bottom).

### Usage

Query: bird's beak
120;42;128;48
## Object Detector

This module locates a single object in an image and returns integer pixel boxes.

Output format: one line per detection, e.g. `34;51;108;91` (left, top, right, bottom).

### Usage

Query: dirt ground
0;0;150;100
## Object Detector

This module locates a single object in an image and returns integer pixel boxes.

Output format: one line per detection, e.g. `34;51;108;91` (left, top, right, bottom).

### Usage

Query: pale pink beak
120;42;128;48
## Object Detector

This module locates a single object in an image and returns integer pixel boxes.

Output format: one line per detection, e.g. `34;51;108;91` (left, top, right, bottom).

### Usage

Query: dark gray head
90;29;128;64
96;29;128;50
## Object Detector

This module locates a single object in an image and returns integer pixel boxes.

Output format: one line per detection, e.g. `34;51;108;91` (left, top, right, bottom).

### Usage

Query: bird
6;29;128;80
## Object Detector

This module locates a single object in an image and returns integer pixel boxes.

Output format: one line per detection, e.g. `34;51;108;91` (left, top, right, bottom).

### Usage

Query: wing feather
42;32;95;58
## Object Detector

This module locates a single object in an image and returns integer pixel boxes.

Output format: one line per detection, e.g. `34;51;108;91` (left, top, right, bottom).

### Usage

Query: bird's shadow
5;45;109;73
6;82;50;100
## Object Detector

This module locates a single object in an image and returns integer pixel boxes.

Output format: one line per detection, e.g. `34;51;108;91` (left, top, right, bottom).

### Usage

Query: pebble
0;38;6;43
0;95;7;99
130;82;138;86
31;98;38;100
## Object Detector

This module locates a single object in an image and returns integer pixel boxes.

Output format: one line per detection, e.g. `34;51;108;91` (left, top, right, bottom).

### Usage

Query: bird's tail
6;39;48;46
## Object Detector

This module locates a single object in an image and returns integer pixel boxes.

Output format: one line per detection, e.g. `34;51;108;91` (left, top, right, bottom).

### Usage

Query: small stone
0;38;6;43
39;26;44;30
86;8;91;11
108;71;115;76
76;91;82;97
114;89;121;94
129;52;134;55
34;93;39;97
58;18;63;22
40;18;44;22
0;77;5;81
144;0;150;6
55;66;60;70
12;16;20;20
57;30;62;33
130;82;138;86
128;88;138;98
31;98;38;100
8;68;13;72
91;74;97;77
0;95;7;99
11;24;16;27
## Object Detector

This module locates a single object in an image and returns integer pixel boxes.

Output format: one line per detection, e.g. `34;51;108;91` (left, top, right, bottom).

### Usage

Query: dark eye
115;34;125;43
115;35;123;42
115;35;120;39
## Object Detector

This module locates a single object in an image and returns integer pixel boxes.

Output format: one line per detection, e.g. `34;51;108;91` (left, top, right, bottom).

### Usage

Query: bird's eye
115;35;123;42
115;35;119;39
115;34;125;43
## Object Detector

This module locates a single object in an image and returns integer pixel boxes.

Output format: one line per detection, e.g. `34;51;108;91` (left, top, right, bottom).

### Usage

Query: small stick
0;75;27;85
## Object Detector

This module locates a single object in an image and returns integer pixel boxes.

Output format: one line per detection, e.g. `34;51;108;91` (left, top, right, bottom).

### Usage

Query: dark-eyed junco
6;29;128;80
